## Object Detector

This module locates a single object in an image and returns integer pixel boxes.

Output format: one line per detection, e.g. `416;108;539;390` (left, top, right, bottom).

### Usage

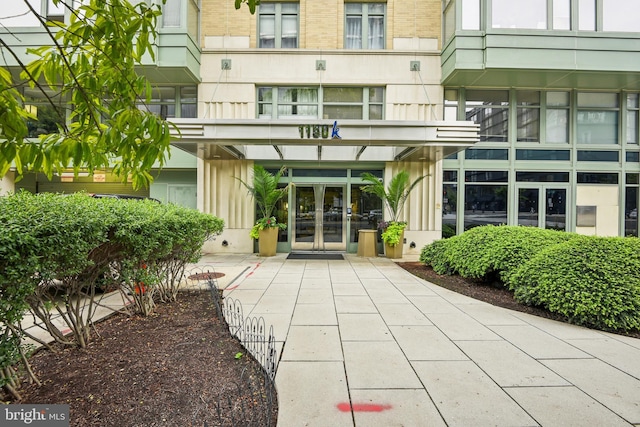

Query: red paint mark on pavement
226;284;239;291
337;402;393;412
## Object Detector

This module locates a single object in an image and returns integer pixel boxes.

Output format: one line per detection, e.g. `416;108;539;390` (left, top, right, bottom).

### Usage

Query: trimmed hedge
420;226;640;333
0;191;224;393
421;225;576;287
511;236;640;332
419;236;457;275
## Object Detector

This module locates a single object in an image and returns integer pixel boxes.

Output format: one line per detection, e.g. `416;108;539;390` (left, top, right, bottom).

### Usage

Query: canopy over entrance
170;119;479;163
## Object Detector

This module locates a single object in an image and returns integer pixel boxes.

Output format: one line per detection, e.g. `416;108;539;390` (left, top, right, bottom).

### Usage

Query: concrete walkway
192;253;640;427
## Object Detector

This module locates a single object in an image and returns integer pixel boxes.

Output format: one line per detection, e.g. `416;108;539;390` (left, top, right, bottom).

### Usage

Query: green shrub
0;191;224;398
511;236;640;332
443;225;576;286
419;236;458;275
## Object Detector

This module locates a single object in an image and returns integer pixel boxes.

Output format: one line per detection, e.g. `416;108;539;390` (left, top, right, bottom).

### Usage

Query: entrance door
292;185;346;251
517;186;568;230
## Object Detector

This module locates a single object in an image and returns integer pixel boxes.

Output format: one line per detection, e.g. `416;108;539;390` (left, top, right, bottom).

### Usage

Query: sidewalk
196;253;640;427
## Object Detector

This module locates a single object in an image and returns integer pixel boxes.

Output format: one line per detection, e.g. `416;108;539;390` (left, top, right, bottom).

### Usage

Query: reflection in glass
464;185;507;230
26;104;65;138
322;187;344;244
517;108;540;142
546;109;569;143
625;186;638;237
518;188;539;227
545;188;566;230
295;187;315;243
350;185;383;244
465;92;509;142
294;185;344;249
275;193;288;242
577;111;618;144
443;184;457;238
464;149;508;160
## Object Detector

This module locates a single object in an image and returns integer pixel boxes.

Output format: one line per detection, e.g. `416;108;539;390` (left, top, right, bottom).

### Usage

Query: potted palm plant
237;165;289;256
360;170;426;259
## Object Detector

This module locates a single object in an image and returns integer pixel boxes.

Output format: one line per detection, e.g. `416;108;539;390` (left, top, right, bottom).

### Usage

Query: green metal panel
442;32;640;90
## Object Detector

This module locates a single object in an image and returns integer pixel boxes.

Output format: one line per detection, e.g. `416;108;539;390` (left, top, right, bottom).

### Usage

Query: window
162;0;182;27
258;87;318;119
625;174;638;236
47;0;65;22
258;3;299;48
444;90;459;121
546;92;570;144
257;87;384;120
627;94;639;144
578;0;596;30
180;86;197;118
577;172;618;184
516;172;570;182
464;171;508;230
345;3;385;49
516;149;570;161
491;0;546;29
464;149;508;160
323;87;383;120
576;93;619;144
465;90;509;142
4;1;48;26
23;87;66;138
137;86;197;119
553;0;571;29
517;91;540;142
461;0;480;30
443;170;458;238
577;150;620;162
603;0;640;32
465;170;509;182
443;0;456;44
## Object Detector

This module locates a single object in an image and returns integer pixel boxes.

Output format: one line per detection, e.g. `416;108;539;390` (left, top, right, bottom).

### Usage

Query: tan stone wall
199;0;441;50
391;0;441;45
303;0;341;49
200;0;255;47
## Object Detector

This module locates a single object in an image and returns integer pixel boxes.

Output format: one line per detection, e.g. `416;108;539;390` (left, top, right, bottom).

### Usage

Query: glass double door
292;185;346;251
517;185;568;230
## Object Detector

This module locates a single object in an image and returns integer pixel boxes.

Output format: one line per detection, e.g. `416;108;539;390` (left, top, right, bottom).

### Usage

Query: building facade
175;0;476;255
441;0;640;239
3;0;639;256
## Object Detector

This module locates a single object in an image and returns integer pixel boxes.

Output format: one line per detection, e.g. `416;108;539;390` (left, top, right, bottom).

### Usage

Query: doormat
287;252;344;260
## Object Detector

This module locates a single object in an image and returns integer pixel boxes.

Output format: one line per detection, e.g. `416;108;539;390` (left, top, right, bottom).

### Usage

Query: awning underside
170;119;479;163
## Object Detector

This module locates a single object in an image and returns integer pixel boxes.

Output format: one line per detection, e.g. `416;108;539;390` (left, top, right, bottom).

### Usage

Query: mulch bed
397;262;640;340
6;262;638;426
7;290;277;427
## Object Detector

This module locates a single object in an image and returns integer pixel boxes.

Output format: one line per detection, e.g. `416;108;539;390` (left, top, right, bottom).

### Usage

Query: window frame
136;85;197;119
257;86;385;120
258;2;300;48
344;2;386;50
576;92;620;145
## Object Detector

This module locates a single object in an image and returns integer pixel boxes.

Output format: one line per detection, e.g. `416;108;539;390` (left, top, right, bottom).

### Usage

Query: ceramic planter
258;227;279;257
